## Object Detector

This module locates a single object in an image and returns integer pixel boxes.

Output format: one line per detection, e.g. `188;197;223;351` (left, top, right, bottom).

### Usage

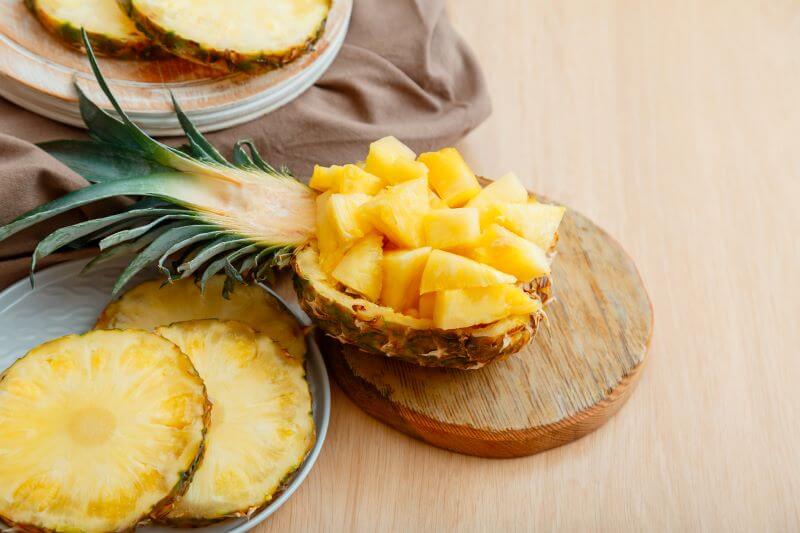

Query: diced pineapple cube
331;234;384;301
315;191;341;271
433;285;541;329
418;292;436;319
329;193;373;245
380;247;432;312
423;207;480;249
364;136;428;184
309;165;344;192
419;249;516;294
362;177;429;248
467;172;528;224
417;148;481;207
336;164;385;195
492;202;566;250
469;224;550;282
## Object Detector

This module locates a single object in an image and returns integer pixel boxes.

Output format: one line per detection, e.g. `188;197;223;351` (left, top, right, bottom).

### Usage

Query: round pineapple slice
120;0;330;72
293;245;550;369
0;330;210;533
95;276;306;359
26;0;161;59
154;320;314;524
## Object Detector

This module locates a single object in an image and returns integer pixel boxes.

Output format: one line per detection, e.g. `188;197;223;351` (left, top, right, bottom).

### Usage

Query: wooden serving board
323;197;653;458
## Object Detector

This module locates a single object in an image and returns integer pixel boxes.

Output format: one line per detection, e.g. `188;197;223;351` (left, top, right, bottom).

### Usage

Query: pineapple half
96;276;307;359
26;0;161;59
118;0;330;72
155;320;314;524
0;329;210;533
0;34;559;369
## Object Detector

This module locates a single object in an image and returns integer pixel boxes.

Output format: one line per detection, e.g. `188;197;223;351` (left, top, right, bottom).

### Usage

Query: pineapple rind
26;0;162;59
94;276;307;359
120;0;330;73
155;320;314;523
0;330;210;533
293;245;548;369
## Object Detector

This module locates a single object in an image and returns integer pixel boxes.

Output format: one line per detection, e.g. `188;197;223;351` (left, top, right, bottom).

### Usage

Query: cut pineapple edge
308;137;564;330
155;319;314;523
0;329;209;533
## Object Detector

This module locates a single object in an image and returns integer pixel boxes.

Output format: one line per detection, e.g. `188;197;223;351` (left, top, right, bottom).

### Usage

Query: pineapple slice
364;136;428;184
418;292;436;319
417;148;482;207
362;177;429;248
424;207;481;249
419;249;516;294
309;165;344;192
0;330;209;533
95;276;307;359
156;320;313;523
329;193;373;245
336;165;385;195
332;234;384;301
469;224;550;281
492;202;566;250
380;247;432;312
466;172;529;224
433;285;542;329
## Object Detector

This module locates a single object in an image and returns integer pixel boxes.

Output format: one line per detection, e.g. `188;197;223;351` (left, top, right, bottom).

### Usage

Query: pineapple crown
0;30;317;297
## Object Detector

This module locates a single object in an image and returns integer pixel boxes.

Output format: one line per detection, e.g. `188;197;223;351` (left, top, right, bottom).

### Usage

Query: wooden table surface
261;2;800;531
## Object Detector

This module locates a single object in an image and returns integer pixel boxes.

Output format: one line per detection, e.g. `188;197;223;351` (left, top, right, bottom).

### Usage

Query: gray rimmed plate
0;258;330;532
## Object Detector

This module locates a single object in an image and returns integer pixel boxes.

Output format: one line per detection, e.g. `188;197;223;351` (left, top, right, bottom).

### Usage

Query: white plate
0;0;351;135
0;258;330;532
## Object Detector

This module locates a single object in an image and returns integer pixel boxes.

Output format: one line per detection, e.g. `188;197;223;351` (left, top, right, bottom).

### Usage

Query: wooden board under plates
0;0;351;135
324;191;653;458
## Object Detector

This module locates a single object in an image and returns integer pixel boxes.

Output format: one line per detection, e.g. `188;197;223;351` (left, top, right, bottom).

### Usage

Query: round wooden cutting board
323;197;653;458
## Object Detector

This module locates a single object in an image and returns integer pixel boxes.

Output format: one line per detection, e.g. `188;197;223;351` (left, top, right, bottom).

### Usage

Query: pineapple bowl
0;34;565;369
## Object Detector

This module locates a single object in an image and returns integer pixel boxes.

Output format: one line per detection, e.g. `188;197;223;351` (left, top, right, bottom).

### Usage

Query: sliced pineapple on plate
95;276;307;359
27;0;161;59
0;330;209;533
119;0;331;72
155;320;314;524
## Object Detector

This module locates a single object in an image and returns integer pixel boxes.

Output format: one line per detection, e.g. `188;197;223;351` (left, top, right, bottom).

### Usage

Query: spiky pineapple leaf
178;237;251;279
170;93;232;167
38;140;172;183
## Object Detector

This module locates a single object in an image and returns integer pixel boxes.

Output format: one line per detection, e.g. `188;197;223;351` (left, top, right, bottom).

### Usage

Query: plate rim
0;258;331;532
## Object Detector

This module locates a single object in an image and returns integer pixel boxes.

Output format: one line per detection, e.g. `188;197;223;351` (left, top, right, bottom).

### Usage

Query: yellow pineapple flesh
336;164;385;195
491;202;566;250
362;177;429;248
156;320;313;523
0;330;208;533
328;193;373;246
468;223;550;281
466;172;529;224
314;191;344;272
331;234;384;301
419;249;516;294
380;247;432;312
418;292;436;319
417;148;482;207
433;285;542;329
364;136;428;184
309;164;344;192
424;207;481;249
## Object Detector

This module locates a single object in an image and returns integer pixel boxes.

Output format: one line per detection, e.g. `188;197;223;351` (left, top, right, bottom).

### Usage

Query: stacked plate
0;0;351;135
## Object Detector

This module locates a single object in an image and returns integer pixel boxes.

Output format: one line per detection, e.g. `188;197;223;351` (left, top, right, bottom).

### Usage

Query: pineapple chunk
332;234;384;301
364;136;428;184
417;148;481;207
428;190;447;208
309;164;344;192
467;172;528;224
424;207;480;249
315;191;342;271
362;177;429;248
329;193;372;245
433;285;541;329
418;292;436;319
492;202;566;250
419;249;516;294
469;224;550;281
380;247;432;312
336;164;385;195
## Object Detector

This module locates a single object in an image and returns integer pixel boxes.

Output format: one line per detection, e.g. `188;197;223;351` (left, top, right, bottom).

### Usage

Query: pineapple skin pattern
119;0;329;72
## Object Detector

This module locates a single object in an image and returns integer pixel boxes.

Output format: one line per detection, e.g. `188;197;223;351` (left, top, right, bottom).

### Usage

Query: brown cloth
0;0;490;288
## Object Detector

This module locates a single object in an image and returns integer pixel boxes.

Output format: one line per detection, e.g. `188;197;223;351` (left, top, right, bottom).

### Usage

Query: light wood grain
325;195;652;457
257;0;800;530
